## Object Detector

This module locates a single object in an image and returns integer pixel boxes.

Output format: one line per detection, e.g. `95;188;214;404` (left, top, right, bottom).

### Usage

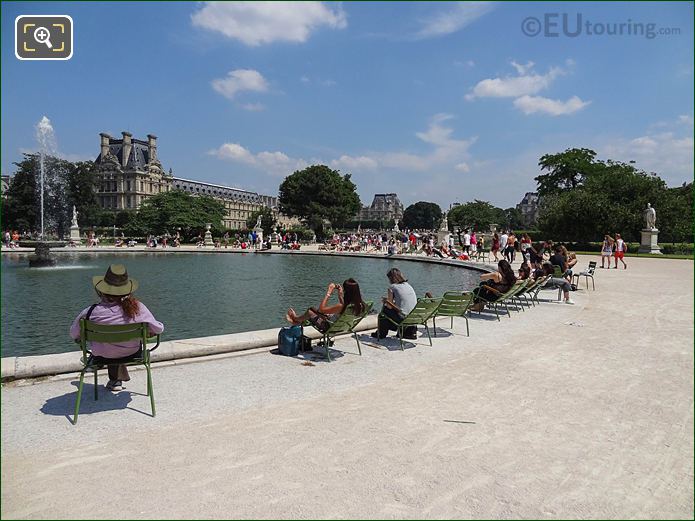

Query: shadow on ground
41;381;152;423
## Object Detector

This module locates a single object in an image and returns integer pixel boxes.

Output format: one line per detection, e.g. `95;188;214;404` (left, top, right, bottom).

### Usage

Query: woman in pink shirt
70;264;164;391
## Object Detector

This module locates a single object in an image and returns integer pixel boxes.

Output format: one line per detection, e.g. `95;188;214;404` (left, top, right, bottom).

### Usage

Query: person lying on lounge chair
286;279;366;334
470;260;517;312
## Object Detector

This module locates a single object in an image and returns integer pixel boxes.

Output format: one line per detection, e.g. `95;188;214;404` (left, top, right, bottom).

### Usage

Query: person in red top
491;233;500;261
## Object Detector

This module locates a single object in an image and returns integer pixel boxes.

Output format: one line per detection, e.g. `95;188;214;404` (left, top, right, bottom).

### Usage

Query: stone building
94;132;291;230
516;192;541;227
358;193;404;223
94;132;171;210
173;177;270;230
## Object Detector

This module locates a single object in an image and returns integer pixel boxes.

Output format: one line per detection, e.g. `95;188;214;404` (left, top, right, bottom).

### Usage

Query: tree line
3;149;691;243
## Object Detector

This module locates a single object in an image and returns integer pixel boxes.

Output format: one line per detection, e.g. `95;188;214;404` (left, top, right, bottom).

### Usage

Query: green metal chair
379;297;442;350
526;275;551;305
474;281;525;320
305;301;373;362
433;292;473;337
74;320;160;424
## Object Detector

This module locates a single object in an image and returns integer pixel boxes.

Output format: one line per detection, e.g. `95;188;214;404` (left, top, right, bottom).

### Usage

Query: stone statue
440;212;448;231
393;222;400;233
643;203;657;230
71;205;79;227
255;215;262;230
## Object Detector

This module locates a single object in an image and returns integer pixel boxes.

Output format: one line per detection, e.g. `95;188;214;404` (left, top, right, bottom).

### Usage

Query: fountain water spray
28;116;59;267
35;116;57;240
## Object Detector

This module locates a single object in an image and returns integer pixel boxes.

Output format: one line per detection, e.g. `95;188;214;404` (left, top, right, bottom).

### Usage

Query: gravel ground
1;254;693;519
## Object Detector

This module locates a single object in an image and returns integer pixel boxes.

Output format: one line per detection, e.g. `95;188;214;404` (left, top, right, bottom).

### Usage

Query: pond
1;252;483;357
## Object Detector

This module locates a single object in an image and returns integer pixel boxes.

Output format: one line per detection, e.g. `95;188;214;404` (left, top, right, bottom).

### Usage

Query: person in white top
614;233;628;269
500;231;508;253
463;230;471;254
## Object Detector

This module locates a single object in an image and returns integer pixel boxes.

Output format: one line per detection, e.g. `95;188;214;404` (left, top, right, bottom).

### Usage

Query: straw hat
92;264;138;296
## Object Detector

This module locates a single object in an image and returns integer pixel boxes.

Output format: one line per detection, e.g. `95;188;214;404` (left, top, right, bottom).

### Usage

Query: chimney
147;134;157;162
121;131;132;168
99;133;111;159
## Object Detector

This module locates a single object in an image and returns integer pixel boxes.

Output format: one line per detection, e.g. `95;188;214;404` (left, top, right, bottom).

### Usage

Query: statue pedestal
437;230;450;246
638;228;661;254
204;224;214;247
254;228;263;249
69;225;81;244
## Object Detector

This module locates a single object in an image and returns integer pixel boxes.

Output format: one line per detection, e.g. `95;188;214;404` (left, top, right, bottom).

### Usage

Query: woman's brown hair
386;268;407;284
98;291;141;319
341;278;365;315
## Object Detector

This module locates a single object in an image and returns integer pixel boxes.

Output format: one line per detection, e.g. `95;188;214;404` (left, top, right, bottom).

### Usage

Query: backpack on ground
278;325;303;356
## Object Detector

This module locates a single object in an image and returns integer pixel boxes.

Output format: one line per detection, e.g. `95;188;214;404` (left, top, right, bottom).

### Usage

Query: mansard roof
96;139;151;170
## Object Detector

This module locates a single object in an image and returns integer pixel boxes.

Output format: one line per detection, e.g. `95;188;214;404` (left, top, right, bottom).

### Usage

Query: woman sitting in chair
470;259;518;312
286;278;366;333
69;264;164;392
371;267;418;340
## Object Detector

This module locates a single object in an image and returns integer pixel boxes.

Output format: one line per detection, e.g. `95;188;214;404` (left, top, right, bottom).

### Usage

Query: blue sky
2;1;693;209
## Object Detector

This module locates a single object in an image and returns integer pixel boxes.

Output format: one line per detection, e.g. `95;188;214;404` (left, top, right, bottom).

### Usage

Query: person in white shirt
500;231;508;253
463;229;471;254
614;233;628;269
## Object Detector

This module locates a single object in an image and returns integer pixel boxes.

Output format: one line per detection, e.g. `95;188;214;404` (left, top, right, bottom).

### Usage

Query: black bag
300;335;312;352
570;283;578;291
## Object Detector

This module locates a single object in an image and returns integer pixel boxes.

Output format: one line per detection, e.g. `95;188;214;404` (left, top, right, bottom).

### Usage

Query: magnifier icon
33;26;53;49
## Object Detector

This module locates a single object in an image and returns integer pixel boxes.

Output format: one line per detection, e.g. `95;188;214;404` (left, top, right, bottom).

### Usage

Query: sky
2;1;693;209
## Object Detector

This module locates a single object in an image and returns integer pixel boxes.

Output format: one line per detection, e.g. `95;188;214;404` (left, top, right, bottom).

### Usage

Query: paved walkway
1;255;693;519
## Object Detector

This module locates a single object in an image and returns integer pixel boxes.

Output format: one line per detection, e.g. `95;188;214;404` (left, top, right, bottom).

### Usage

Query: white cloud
211;69;269;100
416;1;495;39
330;155;379;171
678;114;694;125
300;75;310;83
240;102;266;112
600;130;694;183
210;143;307;176
465;62;564;100
513;95;591;116
209;114;477;179
510;60;535;75
192;1;347;46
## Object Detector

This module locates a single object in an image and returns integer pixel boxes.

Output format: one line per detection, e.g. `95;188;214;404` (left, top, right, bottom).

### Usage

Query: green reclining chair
433;292;473;337
474;280;528;321
74;320;160;424
379;297;442;350
305;301;373;362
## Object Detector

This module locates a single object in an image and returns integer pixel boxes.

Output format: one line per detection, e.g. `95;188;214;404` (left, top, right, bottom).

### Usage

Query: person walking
491;233;500;261
614;233;628;269
601;234;614;268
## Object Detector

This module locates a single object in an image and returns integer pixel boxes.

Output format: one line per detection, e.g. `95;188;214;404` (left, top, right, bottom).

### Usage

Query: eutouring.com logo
521;13;681;39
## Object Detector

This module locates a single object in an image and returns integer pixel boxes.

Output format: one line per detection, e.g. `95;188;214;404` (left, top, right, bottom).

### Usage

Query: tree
535;153;689;242
278;165;361;237
448;200;506;231
4;154;100;238
246;207;277;236
125;190;225;238
402;201;443;230
67;161;100;227
535;148;601;197
5;156;39;232
115;210;135;228
503;207;525;230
